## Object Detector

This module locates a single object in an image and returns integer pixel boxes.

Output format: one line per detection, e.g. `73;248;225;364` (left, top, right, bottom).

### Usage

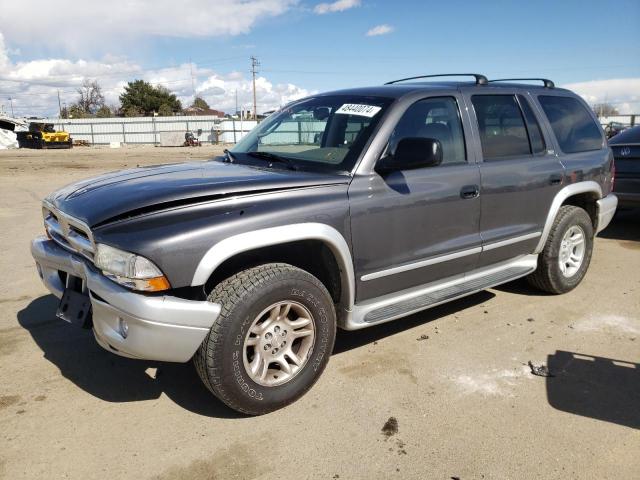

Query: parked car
609;125;640;207
31;74;617;415
604;121;628;139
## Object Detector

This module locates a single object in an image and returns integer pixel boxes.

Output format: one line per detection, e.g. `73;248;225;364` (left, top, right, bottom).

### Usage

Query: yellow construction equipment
16;122;72;149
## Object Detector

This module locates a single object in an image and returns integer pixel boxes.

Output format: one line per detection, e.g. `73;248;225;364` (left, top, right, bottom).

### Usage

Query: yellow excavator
16;122;72;149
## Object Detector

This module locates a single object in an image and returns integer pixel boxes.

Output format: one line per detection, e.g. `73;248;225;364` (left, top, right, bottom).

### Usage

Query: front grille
42;202;96;260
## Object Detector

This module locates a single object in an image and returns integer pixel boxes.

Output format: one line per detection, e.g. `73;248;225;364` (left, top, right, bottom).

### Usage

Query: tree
158;104;174;117
75;79;105;115
123;105;143;117
592;103;619;117
68;104;88;118
95;105;113;118
191;96;210;110
119;80;182;116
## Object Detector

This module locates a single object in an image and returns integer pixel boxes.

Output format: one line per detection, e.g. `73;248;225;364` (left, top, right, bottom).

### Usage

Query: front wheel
527;205;594;294
194;263;336;415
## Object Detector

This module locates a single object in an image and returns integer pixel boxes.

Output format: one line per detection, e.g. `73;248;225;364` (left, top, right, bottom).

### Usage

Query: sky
0;0;639;117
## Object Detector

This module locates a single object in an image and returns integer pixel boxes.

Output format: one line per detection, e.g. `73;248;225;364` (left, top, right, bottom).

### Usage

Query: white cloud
563;78;640;114
366;24;393;37
313;0;360;14
0;32;311;117
0;0;297;54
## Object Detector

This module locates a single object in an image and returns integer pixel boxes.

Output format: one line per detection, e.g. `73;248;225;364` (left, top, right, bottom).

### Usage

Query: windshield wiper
223;149;236;163
246;151;298;170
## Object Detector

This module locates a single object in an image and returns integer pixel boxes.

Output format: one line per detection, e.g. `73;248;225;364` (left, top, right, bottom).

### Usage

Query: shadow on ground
18;291;492;416
598;207;640;241
17;296;243;419
546;350;640;430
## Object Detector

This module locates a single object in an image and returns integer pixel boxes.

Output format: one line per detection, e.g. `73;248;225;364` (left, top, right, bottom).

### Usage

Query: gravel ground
0;146;638;480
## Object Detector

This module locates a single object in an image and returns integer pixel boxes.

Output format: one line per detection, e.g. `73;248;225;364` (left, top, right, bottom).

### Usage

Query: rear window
517;95;546;154
538;96;603;153
471;95;531;159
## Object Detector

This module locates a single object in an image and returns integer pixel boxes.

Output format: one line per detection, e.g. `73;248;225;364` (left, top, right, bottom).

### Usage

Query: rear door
463;91;565;267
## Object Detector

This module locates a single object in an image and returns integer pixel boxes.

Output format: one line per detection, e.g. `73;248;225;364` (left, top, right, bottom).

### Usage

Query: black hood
47;160;349;227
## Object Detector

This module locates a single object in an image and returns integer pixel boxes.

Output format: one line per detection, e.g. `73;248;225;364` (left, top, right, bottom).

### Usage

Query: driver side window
388;97;467;165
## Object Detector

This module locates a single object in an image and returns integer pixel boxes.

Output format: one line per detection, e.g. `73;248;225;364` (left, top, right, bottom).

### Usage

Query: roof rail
385;73;488;86
489;78;555;88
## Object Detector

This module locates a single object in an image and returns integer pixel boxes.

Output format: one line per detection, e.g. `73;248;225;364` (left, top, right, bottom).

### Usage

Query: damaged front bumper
31;236;220;362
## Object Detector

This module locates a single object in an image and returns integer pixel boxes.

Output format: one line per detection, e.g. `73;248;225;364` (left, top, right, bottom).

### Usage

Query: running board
341;254;537;330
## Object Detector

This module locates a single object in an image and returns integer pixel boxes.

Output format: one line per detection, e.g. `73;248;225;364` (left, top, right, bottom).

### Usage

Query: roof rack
489;78;555;88
385;73;488;86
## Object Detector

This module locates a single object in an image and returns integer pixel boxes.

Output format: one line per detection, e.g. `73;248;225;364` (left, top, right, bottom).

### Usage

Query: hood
47;160;349;227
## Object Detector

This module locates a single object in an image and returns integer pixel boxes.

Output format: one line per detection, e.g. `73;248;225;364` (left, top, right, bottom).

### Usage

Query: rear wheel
194;263;336;415
527;205;594;294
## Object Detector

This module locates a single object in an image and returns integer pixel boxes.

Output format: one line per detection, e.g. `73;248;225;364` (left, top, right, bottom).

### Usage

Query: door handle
549;174;563;186
460;185;480;199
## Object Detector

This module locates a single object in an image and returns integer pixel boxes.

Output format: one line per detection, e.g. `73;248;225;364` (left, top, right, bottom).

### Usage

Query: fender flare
534;181;602;253
190;223;355;308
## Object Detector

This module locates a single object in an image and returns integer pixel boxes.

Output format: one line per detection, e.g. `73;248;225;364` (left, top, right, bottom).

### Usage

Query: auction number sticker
335;104;382;118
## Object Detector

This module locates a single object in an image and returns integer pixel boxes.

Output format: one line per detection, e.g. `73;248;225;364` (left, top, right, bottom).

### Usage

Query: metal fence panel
49;116;258;145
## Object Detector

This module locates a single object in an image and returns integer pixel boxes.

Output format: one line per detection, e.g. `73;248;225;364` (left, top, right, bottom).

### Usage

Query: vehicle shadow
546;350;640;430
19;291;494;416
597;207;640;241
17;295;244;419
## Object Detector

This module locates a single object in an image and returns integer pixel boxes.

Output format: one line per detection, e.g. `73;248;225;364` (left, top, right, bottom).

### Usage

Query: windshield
231;95;393;173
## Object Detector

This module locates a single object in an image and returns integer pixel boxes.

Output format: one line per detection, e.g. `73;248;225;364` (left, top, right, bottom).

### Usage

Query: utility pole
189;58;196;103
8;97;14;117
250;56;260;120
57;90;63;119
235;89;238;117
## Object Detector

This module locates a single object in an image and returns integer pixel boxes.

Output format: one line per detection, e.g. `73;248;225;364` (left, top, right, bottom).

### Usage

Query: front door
349;95;482;302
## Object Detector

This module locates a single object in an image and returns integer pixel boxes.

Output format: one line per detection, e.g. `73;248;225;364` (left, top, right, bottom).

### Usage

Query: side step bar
341;255;537;330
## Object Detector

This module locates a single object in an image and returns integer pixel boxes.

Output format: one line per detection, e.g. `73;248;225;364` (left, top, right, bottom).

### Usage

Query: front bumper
596;194;618;233
31;236;220;362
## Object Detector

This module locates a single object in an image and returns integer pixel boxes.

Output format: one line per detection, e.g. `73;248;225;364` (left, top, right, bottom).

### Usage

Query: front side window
472;95;531;159
231;95;393;173
387;96;467;165
538;95;603;153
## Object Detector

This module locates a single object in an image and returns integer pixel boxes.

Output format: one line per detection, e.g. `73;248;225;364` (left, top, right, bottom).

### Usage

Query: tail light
611;157;616;192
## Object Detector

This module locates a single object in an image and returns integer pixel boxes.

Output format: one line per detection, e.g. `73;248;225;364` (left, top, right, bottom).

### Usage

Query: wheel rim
242;301;315;387
558;225;586;278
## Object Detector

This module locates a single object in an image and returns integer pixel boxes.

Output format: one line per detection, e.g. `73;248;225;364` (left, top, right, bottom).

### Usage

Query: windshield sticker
335;104;382;118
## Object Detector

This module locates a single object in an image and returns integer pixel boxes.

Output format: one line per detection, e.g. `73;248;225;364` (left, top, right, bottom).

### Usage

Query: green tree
68;104;88;118
123;105;143;117
158;104;174;117
191;96;210;110
95;105;113;118
119;80;182;116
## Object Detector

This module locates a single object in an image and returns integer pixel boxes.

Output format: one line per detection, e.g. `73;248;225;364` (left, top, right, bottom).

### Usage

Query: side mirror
376;137;443;174
313;107;330;121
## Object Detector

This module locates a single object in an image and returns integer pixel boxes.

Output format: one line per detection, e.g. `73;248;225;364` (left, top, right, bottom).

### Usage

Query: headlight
94;244;170;292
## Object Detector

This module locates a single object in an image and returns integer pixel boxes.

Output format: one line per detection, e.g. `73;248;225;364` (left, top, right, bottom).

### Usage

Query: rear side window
538;96;603;153
471;95;531;159
517;95;546;154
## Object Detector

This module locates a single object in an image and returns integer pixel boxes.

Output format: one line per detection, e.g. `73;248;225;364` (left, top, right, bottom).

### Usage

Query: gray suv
31;74;618;414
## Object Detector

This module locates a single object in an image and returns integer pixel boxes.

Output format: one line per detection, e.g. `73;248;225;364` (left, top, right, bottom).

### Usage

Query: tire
194;263;336;415
527;205;594;294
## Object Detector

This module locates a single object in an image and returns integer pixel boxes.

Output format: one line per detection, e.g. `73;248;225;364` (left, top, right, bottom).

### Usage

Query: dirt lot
1;146;638;480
